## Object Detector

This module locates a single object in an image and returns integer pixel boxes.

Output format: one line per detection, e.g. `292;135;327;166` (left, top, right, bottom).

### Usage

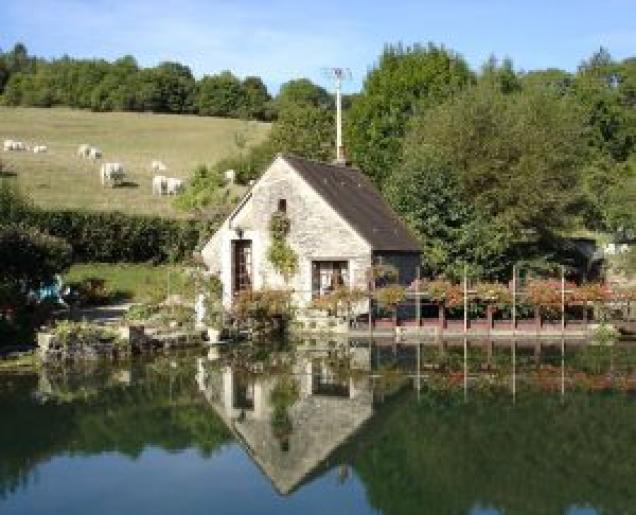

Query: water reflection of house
198;350;373;495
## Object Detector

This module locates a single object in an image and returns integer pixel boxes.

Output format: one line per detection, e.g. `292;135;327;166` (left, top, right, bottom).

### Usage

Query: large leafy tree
388;82;589;278
195;71;246;117
268;104;334;162
275;78;332;111
346;43;474;187
138;62;195;113
573;48;636;163
242;76;273;120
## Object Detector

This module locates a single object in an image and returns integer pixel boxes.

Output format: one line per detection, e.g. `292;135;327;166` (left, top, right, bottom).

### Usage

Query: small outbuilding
202;154;421;308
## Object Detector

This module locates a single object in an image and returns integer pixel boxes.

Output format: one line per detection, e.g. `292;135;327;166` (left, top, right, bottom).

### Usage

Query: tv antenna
322;67;352;164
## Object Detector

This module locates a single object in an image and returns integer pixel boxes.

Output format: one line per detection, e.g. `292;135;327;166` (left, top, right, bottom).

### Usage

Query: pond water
1;339;636;515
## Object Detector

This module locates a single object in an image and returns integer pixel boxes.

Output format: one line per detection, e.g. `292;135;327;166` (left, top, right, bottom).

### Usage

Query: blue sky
2;0;635;93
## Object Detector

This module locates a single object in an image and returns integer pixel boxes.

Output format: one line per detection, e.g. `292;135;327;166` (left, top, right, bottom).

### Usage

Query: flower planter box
471;319;489;329
493;320;513;331
516;320;537;330
374;319;395;329
445;320;464;331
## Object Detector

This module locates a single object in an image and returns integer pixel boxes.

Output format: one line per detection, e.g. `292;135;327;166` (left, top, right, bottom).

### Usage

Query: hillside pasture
0;107;269;217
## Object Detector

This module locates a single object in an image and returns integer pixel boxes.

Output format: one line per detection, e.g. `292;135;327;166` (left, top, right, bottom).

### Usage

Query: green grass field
64;263;192;304
0;107;269;217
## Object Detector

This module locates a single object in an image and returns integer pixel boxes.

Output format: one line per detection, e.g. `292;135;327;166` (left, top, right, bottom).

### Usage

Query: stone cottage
201;154;421;309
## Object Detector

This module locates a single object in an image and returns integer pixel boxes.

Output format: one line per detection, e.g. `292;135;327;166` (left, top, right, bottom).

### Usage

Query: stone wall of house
208;156;372;307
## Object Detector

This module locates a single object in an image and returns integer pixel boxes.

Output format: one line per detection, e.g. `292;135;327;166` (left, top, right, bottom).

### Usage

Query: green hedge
24;210;202;263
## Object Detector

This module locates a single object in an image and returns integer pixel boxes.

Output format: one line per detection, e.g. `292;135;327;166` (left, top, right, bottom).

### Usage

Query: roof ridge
280;153;362;173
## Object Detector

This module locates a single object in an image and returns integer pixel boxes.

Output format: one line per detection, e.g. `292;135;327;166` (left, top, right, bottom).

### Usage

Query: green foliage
390;81;589;278
232;289;294;334
2;183;201;264
268;104;335;162
51;320;123;349
196;71;246;117
592;322;619;346
66;277;122;306
172;164;237;218
375;284;407;309
480;55;522;94
124;303;161;322
0;224;72;291
22;210;201;263
200;274;224;329
275;78;331;110
0;44;272;121
311;286;367;317
267;212;298;280
346;42;474;187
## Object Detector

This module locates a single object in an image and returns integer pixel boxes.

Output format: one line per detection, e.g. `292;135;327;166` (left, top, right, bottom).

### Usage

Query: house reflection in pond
198;348;373;495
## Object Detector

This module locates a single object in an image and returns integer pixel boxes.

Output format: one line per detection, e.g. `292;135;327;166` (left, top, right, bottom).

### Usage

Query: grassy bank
64;263;193;304
0;107;268;217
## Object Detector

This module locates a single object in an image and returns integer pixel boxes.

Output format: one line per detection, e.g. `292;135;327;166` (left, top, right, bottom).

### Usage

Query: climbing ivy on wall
267;211;298;280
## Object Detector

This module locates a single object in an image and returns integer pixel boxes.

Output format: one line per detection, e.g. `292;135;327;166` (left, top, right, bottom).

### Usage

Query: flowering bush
311;287;367;317
524;280;576;307
570;283;612;303
474;282;512;307
420;279;463;307
233;289;293;329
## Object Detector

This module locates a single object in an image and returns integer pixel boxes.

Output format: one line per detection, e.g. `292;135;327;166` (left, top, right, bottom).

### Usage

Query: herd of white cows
3;139;40;152
3;137;188;195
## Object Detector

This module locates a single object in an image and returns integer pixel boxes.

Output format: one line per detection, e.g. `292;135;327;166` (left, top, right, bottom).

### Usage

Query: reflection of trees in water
269;375;299;452
349;389;636;515
0;359;231;499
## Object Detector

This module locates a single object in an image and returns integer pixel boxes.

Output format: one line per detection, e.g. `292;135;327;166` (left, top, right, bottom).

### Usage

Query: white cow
151;160;167;173
166;177;184;195
33;145;48;154
88;147;102;160
224;169;236;184
5;140;26;151
77;144;91;158
152;175;168;195
100;162;125;187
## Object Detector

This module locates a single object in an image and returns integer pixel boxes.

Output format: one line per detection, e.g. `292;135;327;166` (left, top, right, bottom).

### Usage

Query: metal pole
336;73;343;162
512;264;516;338
368;266;373;340
561;265;565;337
561;335;565;402
416;266;421;340
512;339;516;405
416;266;422;398
463;265;468;335
464;336;468;403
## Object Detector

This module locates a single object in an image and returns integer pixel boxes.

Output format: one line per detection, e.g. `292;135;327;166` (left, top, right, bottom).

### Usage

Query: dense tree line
0;43;331;121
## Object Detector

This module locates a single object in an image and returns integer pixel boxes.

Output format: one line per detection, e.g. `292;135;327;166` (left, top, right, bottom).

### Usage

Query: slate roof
282;154;421;252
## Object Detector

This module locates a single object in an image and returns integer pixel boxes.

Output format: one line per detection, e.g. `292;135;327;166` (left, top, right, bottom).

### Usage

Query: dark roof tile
282;154;421;252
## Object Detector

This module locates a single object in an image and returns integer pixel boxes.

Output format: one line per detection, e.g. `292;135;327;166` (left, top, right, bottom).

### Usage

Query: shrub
22;210;202;263
52;320;122;349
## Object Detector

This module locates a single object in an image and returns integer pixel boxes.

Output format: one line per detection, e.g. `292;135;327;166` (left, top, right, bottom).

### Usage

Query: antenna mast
323;67;351;164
